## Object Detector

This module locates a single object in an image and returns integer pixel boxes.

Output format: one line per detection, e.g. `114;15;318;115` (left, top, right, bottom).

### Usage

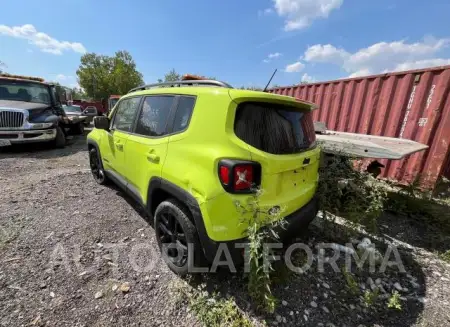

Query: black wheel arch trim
147;177;220;262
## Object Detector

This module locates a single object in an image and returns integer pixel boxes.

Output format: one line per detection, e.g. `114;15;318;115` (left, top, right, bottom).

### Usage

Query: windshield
0;79;51;105
109;98;119;109
63;105;82;113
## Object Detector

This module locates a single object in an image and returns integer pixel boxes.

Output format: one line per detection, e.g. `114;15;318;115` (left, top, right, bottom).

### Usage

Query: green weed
342;267;359;296
170;281;254;327
317;155;387;234
235;188;286;314
439;250;450;263
190;293;253;327
387;291;402;310
363;288;380;308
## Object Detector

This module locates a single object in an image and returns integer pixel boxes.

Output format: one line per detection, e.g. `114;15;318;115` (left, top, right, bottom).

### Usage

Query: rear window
234;102;316;155
172;96;195;133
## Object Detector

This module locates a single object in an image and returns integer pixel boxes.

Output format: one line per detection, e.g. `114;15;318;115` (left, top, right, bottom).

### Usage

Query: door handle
147;153;160;163
114;141;123;151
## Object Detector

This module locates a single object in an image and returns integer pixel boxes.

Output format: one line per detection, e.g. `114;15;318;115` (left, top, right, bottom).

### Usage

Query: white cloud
0;24;86;55
348;69;372;78
393;58;450;71
49;74;78;87
263;52;282;63
301;73;316;82
304;44;349;64
268;52;282;59
304;36;450;77
285;61;305;72
55;74;71;81
273;0;343;31
258;8;273;17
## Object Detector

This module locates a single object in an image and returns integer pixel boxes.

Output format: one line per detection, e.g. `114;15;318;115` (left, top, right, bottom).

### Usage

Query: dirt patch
1;135;449;326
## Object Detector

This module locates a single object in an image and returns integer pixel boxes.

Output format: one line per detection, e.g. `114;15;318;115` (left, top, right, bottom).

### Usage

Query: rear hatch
230;90;320;215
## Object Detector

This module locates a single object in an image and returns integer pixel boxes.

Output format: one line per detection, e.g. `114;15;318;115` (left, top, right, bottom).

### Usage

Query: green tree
76;51;143;99
158;68;181;83
157;70;217;83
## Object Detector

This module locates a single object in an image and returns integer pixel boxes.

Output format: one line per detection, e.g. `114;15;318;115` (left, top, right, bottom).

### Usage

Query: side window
135;96;174;137
112;97;141;132
172;96;195;133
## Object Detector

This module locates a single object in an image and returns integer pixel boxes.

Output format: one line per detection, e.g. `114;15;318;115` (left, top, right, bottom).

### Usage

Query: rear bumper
276;195;319;240
0;128;56;144
200;196;319;263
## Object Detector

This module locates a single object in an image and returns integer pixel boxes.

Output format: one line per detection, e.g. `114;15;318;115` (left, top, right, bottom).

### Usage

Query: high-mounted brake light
218;160;261;193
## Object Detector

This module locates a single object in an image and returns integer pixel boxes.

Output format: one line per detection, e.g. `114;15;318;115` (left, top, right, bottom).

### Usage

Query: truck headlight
29;122;54;129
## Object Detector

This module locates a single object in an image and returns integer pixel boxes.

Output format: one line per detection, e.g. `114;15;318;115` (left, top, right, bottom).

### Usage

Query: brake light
218;160;261;193
219;166;230;185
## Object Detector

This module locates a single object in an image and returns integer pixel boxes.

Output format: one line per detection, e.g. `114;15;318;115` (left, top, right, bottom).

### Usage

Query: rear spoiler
315;122;428;160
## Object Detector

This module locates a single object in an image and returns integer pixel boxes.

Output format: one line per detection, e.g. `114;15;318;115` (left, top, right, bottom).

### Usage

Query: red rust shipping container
269;65;450;188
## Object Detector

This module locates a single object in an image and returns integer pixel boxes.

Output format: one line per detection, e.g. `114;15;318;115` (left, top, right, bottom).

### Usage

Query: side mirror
94;116;109;130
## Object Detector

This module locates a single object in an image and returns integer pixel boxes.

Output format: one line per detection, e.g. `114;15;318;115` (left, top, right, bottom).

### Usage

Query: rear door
234;101;320;213
100;97;141;180
125;95;176;204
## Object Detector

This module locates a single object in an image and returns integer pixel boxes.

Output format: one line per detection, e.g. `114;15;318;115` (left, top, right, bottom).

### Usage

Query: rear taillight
219;166;230;185
218;160;261;193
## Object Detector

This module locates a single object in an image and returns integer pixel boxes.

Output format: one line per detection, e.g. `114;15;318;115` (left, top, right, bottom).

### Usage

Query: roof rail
128;79;233;93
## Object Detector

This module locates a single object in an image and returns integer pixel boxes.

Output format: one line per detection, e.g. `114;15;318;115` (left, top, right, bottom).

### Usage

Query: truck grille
0;111;24;128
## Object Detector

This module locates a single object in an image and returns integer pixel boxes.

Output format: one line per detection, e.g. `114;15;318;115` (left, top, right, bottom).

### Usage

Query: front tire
70;123;84;135
53;126;66;148
89;147;108;185
77;123;85;134
154;199;204;276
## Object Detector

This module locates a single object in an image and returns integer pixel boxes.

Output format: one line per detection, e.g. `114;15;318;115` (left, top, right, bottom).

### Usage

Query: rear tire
154;199;204;276
53;126;66;148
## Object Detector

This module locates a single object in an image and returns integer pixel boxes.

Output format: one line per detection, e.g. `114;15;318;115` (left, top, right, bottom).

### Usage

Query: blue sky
1;0;450;89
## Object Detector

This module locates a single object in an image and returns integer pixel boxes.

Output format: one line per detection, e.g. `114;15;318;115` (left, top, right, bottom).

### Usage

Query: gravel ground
1;133;449;327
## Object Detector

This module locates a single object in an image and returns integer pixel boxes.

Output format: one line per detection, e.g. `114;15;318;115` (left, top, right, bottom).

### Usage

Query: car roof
125;86;317;111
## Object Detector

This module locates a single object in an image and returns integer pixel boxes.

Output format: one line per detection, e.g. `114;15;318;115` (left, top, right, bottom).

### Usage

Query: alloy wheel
157;211;188;267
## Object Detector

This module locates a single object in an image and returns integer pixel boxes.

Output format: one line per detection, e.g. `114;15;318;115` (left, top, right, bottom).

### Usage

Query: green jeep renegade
87;79;320;275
